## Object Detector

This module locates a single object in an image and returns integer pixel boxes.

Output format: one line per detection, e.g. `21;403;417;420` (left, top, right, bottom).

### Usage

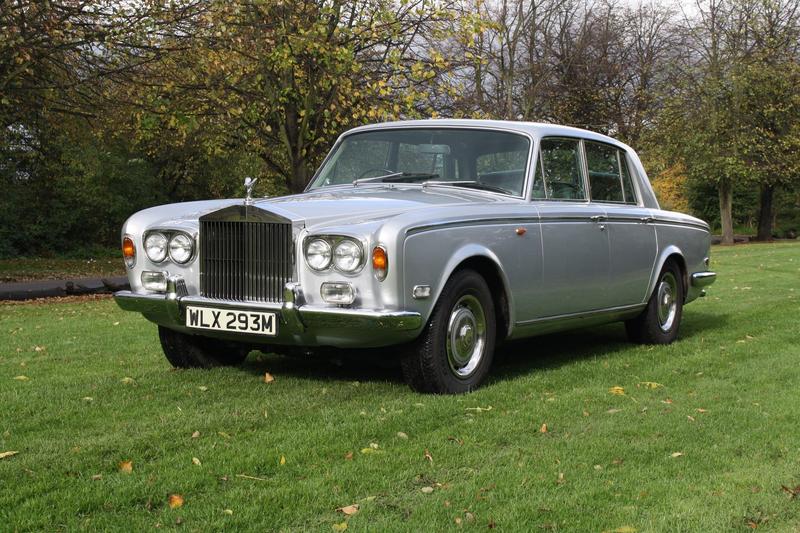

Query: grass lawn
0;255;124;283
1;242;799;531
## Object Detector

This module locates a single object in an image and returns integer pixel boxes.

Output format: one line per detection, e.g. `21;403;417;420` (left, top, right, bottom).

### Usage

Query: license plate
185;306;277;336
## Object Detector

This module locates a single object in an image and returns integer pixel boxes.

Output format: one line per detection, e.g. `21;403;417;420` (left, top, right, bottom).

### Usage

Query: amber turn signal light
372;246;388;281
122;236;136;268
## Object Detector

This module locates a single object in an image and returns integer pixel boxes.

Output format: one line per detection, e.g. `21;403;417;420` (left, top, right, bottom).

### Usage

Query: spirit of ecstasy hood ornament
244;176;257;205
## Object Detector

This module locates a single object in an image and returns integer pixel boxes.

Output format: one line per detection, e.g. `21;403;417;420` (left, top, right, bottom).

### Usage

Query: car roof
345;119;631;151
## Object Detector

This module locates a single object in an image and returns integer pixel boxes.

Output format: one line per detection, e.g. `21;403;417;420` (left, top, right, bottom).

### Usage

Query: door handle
590;215;607;222
640;216;655;224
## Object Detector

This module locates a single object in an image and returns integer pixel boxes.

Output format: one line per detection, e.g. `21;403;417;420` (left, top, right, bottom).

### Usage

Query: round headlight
333;239;363;272
144;232;168;263
169;233;194;264
306;238;332;270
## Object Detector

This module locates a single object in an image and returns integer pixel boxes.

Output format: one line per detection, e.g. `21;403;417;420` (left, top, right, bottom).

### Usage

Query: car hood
252;185;510;228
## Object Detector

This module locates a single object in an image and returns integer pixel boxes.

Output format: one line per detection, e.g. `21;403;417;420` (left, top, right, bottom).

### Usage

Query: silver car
115;120;716;394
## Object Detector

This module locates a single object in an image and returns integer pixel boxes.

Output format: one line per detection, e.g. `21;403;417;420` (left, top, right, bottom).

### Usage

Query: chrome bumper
687;270;717;300
114;282;423;348
691;271;717;287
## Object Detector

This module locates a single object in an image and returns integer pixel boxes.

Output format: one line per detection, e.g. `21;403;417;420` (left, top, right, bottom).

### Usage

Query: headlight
169;233;194;264
333;239;363;272
144;232;168;263
305;238;332;270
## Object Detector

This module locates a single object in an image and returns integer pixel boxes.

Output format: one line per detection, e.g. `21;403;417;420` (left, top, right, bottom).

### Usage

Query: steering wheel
357;167;395;179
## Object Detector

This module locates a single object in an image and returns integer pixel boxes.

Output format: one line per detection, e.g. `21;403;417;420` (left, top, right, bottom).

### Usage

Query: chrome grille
200;220;293;302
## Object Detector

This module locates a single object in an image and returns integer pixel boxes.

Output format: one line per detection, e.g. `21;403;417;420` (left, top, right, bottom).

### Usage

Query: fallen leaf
465;406;492;412
612;458;624;465
606;408;622;414
91;474;102;481
781;485;800;499
424;449;433;463
396;432;408;439
602;527;637;533
670;452;684;458
223;509;233;515
118;460;133;473
556;472;565;485
465;512;475;522
0;451;19;460
539;423;548;433
638;381;663;389
687;415;696;422
421;486;434;494
168;494;184;509
454;517;462;525
191;431;200;439
263;373;275;383
192;457;201;466
369;442;379;449
217;431;231;438
13;375;29;381
582;410;590;417
696;408;708;413
120;377;136;385
344;451;353;460
662;398;673;404
609;386;625;395
337;504;359;516
360;448;378;455
33;345;45;352
82;397;93;402
279;455;286;466
332;523;348;532
198;386;208;392
447;436;463;445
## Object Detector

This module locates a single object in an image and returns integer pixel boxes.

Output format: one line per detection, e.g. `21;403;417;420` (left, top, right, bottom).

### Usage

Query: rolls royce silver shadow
114;120;716;394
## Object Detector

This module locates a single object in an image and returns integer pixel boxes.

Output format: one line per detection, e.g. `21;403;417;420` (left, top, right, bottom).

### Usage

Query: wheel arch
434;247;513;341
648;246;689;302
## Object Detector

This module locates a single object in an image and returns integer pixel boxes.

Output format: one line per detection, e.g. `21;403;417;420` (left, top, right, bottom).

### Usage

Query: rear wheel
401;269;496;394
625;261;684;344
158;326;249;368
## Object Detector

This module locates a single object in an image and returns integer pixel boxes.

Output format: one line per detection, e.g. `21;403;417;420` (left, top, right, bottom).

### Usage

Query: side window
585;141;624;203
539;138;585;200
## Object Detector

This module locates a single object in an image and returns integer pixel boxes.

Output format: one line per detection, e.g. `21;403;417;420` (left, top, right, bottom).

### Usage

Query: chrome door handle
640;216;655;224
590;215;607;222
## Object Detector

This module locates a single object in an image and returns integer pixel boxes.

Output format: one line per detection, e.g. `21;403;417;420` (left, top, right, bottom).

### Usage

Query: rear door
584;141;656;306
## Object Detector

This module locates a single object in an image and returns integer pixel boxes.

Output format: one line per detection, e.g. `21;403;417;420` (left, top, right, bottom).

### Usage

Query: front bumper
687;270;717;300
114;282;423;348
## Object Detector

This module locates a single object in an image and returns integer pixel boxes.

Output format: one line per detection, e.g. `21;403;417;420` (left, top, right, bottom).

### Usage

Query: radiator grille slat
200;220;293;303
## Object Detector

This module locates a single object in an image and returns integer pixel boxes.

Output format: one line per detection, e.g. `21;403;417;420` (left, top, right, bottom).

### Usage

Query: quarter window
585;141;637;204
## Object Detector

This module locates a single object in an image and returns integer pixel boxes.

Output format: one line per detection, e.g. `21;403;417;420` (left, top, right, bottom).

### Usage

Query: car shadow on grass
235;309;728;389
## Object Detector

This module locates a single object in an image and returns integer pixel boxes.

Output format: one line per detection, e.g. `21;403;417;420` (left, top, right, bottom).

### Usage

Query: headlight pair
144;231;195;264
305;236;364;274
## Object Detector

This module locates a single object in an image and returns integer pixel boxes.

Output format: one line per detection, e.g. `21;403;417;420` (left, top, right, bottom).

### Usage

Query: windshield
309;128;531;196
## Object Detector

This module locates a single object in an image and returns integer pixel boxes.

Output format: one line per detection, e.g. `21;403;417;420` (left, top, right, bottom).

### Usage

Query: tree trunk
288;157;309;194
718;180;734;245
755;183;775;241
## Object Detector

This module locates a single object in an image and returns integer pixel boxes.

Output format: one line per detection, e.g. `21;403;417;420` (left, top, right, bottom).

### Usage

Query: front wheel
625;261;684;344
158;326;249;368
401;269;496;394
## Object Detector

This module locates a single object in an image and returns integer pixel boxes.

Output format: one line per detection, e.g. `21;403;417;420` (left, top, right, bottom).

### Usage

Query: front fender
403;229;522;335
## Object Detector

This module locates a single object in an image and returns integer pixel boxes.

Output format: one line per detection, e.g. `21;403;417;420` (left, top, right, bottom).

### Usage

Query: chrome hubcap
446;294;486;379
657;272;678;332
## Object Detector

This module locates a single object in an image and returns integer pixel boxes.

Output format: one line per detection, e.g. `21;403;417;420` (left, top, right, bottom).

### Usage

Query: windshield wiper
353;172;439;186
423;180;510;195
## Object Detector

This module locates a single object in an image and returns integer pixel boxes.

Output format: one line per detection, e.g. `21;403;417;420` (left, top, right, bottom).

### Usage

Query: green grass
1;242;799;531
0;254;124;282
